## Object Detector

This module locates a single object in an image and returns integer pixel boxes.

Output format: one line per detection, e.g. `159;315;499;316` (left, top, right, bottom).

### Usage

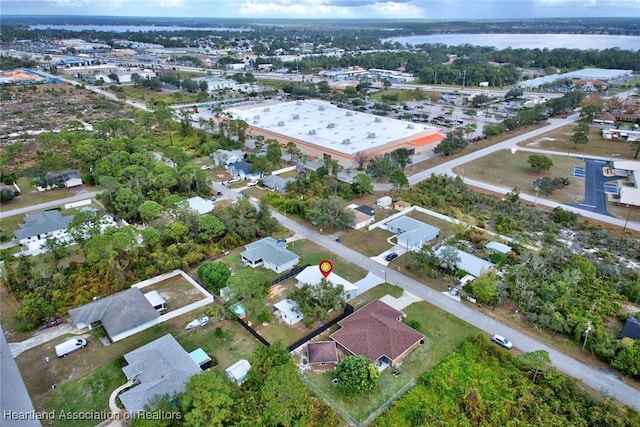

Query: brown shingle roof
307;341;338;364
330;299;424;363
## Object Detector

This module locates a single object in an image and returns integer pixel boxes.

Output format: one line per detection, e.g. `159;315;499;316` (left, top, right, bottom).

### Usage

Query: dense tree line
375;335;640;426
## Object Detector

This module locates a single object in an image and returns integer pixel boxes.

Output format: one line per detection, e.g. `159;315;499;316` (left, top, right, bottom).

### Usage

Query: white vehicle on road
492;334;513;349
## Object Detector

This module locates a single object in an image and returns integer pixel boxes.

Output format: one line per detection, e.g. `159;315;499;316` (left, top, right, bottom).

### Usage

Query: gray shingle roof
262;175;294;191
242;237;299;266
13;211;74;240
435;246;495;278
386;216;440;247
620;317;640;340
68;288;159;340
120;334;201;414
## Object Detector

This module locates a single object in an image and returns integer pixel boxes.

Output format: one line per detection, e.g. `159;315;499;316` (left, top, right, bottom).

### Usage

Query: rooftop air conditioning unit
407;124;414;129
327;123;335;128
263;107;270;112
296;101;303;105
346;111;353;116
342;139;350;144
367;132;376;139
308;129;316;135
253;115;260;120
292;114;300;119
319;106;325;110
374;117;382;122
277;121;285;126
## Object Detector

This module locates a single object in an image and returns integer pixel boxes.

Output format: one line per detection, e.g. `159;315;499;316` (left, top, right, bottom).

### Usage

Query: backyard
137;274;206;312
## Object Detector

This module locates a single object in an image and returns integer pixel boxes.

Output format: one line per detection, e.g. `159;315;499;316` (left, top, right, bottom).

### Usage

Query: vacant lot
457;150;586;204
289;240;367;283
339;227;394;257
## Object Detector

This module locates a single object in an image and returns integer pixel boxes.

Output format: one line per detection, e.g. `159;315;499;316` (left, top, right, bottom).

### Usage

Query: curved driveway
271;210;640;411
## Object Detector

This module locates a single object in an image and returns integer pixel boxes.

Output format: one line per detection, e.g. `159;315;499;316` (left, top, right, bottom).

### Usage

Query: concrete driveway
371;245;407;266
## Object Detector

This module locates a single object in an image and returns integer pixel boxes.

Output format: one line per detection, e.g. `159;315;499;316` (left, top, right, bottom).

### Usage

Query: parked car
207;196;217;202
55;338;88;358
385;252;399;262
275;238;287;244
185;316;210;330
247;179;259;187
227;177;241;184
200;165;212;170
41;317;63;330
492;334;513;349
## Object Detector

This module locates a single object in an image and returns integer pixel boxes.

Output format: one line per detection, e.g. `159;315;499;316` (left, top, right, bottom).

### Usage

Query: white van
55;338;88;358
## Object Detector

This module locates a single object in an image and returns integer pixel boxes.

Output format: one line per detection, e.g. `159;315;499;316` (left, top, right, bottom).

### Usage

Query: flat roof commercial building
227;100;444;168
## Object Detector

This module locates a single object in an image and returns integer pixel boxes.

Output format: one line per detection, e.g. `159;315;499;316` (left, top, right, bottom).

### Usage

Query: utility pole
582;323;592;350
462;68;466;88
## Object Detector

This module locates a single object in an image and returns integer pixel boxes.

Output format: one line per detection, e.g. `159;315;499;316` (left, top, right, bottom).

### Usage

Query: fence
235;317;270;346
271;264;310;285
287;304;353;352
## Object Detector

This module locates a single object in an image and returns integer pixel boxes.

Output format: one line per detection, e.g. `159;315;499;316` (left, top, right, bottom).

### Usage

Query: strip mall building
227;100;445;168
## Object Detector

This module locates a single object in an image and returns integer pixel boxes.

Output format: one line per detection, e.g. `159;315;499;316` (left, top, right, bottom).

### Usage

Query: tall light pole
382;269;387;283
582;323;592;350
534;178;542;206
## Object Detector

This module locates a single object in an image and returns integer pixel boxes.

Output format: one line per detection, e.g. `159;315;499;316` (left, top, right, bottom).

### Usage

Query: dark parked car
385;252;398;262
41;317;63;329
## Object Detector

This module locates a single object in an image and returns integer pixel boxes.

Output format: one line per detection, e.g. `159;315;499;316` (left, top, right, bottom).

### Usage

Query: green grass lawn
456;150;586;204
118;86;202;104
289;240;367;283
0;215;23;243
37;360;126;427
339;227;394;257
305;368;413;424
349;284;404;310
370;89;442;103
400;301;479;377
2;177;86;211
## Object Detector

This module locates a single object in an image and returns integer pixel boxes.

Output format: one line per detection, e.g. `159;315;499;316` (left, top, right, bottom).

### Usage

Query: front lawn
289;240;367;283
339;227;394;257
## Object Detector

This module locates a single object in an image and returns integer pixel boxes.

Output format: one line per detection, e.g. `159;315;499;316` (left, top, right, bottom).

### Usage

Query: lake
383;33;640;50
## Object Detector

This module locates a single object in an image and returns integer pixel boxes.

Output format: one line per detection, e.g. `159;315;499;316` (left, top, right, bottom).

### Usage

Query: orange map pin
319;260;333;278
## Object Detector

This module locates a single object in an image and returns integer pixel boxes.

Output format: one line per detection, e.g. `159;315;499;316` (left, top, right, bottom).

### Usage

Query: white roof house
187;196;214;215
385;216;440;251
274;299;303;326
226;100;443;167
612;160;640;207
295;265;358;298
435;246;495;278
226;359;251;385
241;237;299;273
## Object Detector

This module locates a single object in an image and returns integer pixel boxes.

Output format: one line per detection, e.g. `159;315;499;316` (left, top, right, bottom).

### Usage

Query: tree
285;141;301;163
433;133;468;156
245;343;292;389
198;261;231;293
579;104;603;122
113;187;139;221
266;142;282;165
198;215;225;242
527;154;553;172
518;350;552;383
611;338;640;378
390;170;409;190
504;88;524;100
467;272;499;304
181;370;236;427
260;364;312;427
571;122;590;148
107;73;119;84
226;268;269;321
308;196;355;230
438;246;460;273
351;174;373;196
336;355;379;396
138;200;164;223
289;279;346;326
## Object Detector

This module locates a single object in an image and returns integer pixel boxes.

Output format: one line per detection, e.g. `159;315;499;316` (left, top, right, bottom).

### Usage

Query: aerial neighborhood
1;10;640;427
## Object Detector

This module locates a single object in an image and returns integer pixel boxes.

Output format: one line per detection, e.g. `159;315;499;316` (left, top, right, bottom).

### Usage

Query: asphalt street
271;210;640;411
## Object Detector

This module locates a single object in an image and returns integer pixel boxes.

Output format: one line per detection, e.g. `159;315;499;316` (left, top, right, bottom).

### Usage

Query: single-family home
330;299;424;368
262;175;294;192
295;265;359;300
376;196;392;208
241;237;299;273
385;216;440;251
274;299;303;326
13;211;74;252
619;317;640;340
119;334;201;414
68;288;160;342
435;246;495;278
227;161;262;181
212;149;244;167
226;359;251;385
307;341;338;370
350;205;376;230
186;196;214;215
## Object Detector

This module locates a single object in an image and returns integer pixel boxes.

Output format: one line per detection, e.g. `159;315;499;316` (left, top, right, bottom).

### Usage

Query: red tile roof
330;299;424;363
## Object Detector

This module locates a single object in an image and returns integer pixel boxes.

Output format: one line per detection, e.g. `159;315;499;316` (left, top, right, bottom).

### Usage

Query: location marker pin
319;260;333;278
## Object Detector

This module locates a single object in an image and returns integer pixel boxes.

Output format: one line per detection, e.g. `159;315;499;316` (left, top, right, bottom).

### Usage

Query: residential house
330;299;424;367
435;246;495;278
119;334;201;414
227;160;262;180
262;175;294;192
295;265;359;300
619;317;640;340
226;359;251;385
485;241;512;255
385;216;440;251
186;196;214;215
350;205;376;230
68;288;160;342
212;149;244;167
241;237;299;273
13;211;74;252
274;299;303;326
307;341;338;370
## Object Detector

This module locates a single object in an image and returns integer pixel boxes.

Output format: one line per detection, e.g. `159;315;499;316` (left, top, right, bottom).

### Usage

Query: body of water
384;33;640;50
28;24;250;32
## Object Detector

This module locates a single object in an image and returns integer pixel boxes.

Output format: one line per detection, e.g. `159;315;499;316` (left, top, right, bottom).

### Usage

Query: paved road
0;191;98;220
269;210;640;411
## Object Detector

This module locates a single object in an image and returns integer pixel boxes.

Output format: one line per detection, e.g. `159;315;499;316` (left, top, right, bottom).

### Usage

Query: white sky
3;0;640;19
